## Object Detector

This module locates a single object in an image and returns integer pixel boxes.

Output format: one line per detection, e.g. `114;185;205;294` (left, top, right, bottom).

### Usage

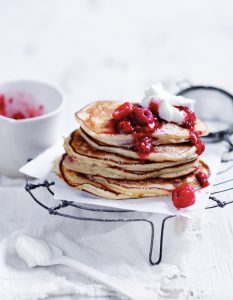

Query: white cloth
0;143;230;300
0;176;198;300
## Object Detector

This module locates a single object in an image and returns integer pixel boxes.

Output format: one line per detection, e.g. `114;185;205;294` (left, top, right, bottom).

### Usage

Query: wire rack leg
49;210;175;266
149;215;175;265
24;180;177;266
26;177;231;265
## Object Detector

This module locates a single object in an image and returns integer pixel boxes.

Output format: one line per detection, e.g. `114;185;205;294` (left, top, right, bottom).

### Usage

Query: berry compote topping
175;105;205;155
133;134;154;159
112;102;133;120
189;130;205;155
132;106;154;125
111;99;205;158
195;171;209;187
134;119;160;134
112;102;162;158
0;93;44;120
172;183;196;209
176;106;197;128
149;101;159;116
117;120;134;134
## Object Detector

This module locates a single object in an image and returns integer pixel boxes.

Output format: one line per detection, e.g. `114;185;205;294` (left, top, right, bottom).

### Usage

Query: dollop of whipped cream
141;83;195;125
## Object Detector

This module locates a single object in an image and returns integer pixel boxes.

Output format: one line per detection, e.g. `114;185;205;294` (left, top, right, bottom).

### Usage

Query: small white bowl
0;80;65;177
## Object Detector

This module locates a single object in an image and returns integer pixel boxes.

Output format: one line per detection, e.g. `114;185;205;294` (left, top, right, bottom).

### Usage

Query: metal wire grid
24;148;233;266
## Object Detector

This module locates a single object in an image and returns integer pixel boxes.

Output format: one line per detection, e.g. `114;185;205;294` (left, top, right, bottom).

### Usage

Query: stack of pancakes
56;101;210;200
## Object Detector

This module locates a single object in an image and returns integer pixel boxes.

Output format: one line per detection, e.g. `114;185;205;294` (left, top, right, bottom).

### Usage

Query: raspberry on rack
172;183;196;209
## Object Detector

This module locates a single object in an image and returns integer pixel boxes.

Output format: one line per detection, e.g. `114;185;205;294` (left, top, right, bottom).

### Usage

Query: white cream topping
159;100;184;124
141;83;195;125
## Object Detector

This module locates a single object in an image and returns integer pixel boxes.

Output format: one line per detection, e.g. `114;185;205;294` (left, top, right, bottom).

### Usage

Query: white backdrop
1;1;233;299
0;0;232;131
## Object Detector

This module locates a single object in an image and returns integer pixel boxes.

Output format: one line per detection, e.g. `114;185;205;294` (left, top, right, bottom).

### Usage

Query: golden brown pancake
76;101;209;147
80;128;198;162
63;154;198;180
64;130;197;171
56;155;210;200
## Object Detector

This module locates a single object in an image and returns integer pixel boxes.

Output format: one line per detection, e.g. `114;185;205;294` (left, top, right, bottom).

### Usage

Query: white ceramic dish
0;80;65;177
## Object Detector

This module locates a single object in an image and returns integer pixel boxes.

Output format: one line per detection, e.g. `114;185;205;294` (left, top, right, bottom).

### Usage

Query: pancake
76;101;209;147
80;128;198;162
64;130;197;172
56;155;210;200
63;154;198;180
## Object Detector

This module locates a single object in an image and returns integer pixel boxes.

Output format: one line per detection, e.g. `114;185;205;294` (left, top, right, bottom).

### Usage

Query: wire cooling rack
24;82;233;265
24;146;233;266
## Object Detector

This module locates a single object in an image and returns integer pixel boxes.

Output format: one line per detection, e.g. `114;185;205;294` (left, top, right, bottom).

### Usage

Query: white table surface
1;1;233;299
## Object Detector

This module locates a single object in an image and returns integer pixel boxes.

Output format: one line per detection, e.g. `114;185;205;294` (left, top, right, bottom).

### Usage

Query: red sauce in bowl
0;93;44;120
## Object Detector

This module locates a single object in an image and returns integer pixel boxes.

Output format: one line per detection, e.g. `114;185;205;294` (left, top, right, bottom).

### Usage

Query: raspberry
112;102;133;121
172;183;195;209
132;106;154;125
117;120;134;134
110;102;161;158
196;171;209;187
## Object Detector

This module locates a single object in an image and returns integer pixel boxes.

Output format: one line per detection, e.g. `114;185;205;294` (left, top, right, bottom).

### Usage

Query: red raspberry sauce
196;171;209;187
175;106;205;155
172;183;196;209
111;99;204;158
133;133;154;159
117;120;134;134
189;130;205;155
0;93;44;120
149;101;159;116
176;106;196;128
112;102;133;120
112;102;162;159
